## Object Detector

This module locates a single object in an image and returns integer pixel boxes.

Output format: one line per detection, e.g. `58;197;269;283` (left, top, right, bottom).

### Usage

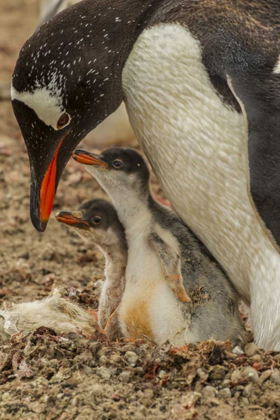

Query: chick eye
92;216;101;224
57;112;70;129
113;159;123;169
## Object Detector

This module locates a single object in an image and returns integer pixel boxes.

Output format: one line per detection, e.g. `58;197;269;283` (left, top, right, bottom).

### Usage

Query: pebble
2;392;10;402
259;370;271;384
243;383;255;397
89;384;103;396
181;392;201;408
232;346;244;356
135;367;145;376
244;343;258;357
121;344;136;352
270;369;280;384
250;354;261;362
125;351;139;367
201;386;216;399
241;367;259;383
110;354;122;364
71;397;79;406
231;369;243;384
140;389;154;406
209;365;227;381
119;371;132;383
99;355;109;365
222;379;231;388
196;368;208;382
96;367;112;380
218;388;231;399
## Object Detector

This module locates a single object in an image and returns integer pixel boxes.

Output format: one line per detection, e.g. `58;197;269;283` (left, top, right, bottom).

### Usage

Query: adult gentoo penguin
11;1;280;349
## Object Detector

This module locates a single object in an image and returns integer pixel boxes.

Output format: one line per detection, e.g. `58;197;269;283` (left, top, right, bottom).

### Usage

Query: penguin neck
97;243;127;287
110;188;153;238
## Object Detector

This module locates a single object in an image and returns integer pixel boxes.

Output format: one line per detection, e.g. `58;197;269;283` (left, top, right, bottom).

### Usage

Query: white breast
119;217;188;343
122;23;280;349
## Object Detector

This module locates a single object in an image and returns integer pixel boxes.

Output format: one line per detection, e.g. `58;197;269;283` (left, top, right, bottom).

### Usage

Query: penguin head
72;147;150;199
11;3;124;232
56;198;126;250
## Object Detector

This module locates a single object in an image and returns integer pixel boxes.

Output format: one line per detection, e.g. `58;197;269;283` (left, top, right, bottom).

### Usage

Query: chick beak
55;211;90;229
72;150;109;169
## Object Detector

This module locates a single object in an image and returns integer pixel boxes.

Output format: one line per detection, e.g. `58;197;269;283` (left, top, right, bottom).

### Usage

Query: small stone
135;367;145;376
243;383;255;397
209;365;227;381
29;401;45;414
259;370;271;384
244;343;258;357
270;369;280;384
119;371;132;383
232;346;244;356
96;367;112;380
125;351;139;367
71;397;79;406
250;354;261;363
231;369;243;384
158;370;166;378
202;386;216;399
222;379;231;388
121;344;136;352
181;392;201;408
83;365;93;375
49;372;64;384
218;388;231;399
241;367;259;383
2;392;10;402
89;384;103;396
110;354;122;364
197;368;208;382
140;389;154;406
99;355;109;365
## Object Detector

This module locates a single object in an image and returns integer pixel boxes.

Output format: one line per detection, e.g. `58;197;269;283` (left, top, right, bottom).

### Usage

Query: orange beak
39;133;69;229
72;150;109;169
55;211;90;229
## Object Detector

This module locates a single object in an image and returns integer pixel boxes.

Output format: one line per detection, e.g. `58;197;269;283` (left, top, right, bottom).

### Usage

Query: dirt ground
1;1;280;419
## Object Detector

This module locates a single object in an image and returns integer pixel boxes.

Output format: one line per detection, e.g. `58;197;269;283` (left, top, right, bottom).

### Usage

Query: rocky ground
1;1;280;419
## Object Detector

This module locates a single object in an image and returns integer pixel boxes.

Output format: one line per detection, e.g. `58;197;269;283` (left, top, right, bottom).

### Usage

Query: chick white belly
118;240;188;343
122;24;280;348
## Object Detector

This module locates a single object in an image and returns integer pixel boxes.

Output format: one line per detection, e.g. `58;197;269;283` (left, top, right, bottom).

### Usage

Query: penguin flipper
227;72;280;249
149;232;191;303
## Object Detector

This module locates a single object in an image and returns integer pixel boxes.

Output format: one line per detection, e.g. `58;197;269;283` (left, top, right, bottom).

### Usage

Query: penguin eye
112;159;123;169
92;216;101;225
57;112;70;129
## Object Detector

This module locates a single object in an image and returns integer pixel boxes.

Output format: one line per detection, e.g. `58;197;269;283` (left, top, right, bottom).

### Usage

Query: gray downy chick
73;147;247;346
56;198;127;339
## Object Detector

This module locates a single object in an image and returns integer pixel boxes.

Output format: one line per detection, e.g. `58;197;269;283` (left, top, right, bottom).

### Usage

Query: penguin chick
73;147;247;346
0;287;96;341
56;199;127;339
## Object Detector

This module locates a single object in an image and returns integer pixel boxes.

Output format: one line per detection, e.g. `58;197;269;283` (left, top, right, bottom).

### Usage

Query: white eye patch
11;85;66;130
